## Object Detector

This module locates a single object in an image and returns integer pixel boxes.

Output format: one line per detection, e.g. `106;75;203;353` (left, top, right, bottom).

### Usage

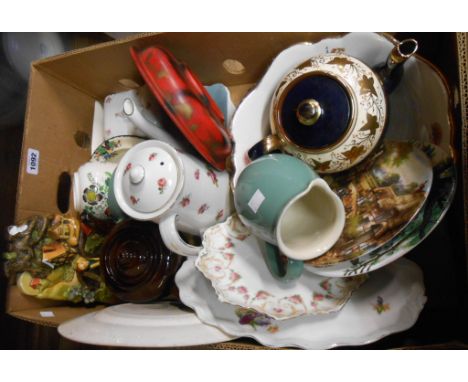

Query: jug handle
159;213;201;257
264;242;304;282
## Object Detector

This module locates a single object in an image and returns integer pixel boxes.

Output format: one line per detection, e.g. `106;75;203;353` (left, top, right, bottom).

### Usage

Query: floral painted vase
73;161;116;220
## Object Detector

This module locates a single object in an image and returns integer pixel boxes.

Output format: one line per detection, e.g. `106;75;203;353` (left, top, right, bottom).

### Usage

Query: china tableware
178;257;426;349
73;161;116;220
305;143;456;277
100;220;182;303
101;84;234;150
58;301;235;348
234;154;345;261
91;135;145;164
248;40;417;174
91;101;104;153
230;33;456;186
306;140;432;268
113;139;233;257
103;86;186;149
73;136;145;220
195;215;365;320
130;46;232;170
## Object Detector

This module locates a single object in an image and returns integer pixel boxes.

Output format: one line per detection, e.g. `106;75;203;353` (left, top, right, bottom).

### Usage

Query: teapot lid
276;73;352;150
113;140;184;220
271;53;387;173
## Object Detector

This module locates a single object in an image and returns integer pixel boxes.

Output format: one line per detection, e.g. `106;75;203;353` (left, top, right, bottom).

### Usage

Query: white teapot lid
114;140;183;220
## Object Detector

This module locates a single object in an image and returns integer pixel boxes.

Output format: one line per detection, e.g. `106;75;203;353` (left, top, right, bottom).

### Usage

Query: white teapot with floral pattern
113;140;233;257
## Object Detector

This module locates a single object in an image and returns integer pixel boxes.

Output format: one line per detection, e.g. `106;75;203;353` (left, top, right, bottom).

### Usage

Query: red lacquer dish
130;46;232;170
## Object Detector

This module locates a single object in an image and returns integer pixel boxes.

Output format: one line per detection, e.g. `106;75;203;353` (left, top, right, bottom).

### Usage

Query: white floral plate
58;301;235;348
195;215;366;320
178;257;426;349
230;32;455;186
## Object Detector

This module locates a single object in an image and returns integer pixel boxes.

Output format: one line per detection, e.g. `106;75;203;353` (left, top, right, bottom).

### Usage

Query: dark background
0;32;467;349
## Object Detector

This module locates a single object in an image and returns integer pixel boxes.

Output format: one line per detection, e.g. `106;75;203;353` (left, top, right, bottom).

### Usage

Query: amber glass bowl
100;220;182;303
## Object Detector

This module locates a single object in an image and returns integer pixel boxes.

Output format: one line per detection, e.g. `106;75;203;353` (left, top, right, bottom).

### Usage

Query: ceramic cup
113;140;233;257
73;161;117;220
234;153;345;280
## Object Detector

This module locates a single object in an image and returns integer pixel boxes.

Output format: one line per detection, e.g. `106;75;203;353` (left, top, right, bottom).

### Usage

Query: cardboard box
8;32;346;328
8;32;464;349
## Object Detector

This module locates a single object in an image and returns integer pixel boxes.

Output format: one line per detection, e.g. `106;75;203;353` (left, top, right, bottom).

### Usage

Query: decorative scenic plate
304;143;456;277
306;141;433;268
195;215;366;320
58;301;235;348
91;135;145;163
177;257;426;349
230;32;455;186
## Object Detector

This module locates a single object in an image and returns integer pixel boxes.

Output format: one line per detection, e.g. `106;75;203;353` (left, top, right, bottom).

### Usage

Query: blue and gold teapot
249;39;418;174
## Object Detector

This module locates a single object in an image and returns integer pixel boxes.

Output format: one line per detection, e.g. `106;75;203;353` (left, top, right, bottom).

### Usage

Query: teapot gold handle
247;134;283;161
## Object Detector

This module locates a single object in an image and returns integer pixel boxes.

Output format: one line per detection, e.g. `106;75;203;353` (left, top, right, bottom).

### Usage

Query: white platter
58;301;235;348
177;258;426;349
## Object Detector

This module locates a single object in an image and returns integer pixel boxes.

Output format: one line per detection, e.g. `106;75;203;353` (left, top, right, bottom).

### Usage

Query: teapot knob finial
296;99;322;126
129;165;145;185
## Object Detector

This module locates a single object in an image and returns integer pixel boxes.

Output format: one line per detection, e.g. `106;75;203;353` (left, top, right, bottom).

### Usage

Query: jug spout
377;38;418;93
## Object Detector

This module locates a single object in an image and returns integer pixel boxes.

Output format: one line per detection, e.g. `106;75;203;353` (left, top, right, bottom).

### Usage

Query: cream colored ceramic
234;153;345;261
73;161;116;220
113;140;233;257
277;178;345;261
104;87;168;138
269;53;387;173
74;136;145;220
58;302;235;348
230;32;455;186
195;215;365;320
178;257;426;349
91;136;145;163
91;101;104;154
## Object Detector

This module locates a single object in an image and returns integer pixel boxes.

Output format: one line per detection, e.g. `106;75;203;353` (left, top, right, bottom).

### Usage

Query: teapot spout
377;38;418;93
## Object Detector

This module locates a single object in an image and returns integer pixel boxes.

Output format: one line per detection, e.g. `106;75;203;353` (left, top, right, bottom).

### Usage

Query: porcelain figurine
248;39;418;173
3;214;113;304
112;140;233;257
